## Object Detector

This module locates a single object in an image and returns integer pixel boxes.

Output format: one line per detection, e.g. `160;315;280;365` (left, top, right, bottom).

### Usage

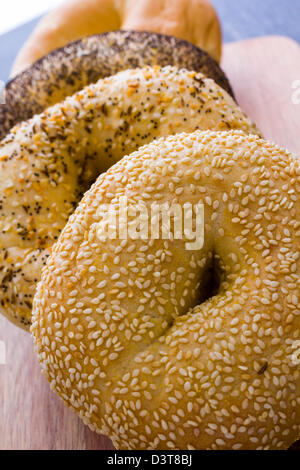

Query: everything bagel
0;66;258;330
31;130;300;450
0;31;233;141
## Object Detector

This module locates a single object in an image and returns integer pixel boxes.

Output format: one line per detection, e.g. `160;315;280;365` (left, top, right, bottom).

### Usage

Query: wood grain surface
0;35;300;450
222;35;300;155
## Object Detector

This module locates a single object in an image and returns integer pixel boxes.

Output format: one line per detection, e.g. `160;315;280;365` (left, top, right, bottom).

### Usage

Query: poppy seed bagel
0;66;258;330
31;130;300;449
11;0;222;75
0;31;234;141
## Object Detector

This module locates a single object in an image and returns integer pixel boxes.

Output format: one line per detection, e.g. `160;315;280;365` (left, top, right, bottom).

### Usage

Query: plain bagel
0;31;233;141
31;130;300;450
0;66;259;330
11;0;222;76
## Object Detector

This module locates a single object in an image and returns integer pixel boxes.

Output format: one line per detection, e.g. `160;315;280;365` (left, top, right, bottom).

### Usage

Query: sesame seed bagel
0;66;259;330
31;130;300;450
0;31;233;141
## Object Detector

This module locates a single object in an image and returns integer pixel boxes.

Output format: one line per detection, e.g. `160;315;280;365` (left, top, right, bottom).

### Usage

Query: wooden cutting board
0;35;300;450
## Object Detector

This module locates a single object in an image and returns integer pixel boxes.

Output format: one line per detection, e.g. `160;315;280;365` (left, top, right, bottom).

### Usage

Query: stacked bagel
0;36;251;330
0;0;299;451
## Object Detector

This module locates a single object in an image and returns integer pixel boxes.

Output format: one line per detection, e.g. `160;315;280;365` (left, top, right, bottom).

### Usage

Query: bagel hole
197;252;221;304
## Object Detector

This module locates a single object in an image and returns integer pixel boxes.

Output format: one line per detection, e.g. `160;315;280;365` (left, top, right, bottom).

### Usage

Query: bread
31;129;300;449
11;0;222;76
0;31;233;141
0;66;258;329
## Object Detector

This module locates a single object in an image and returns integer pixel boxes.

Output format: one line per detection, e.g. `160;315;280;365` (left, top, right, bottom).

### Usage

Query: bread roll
11;0;222;76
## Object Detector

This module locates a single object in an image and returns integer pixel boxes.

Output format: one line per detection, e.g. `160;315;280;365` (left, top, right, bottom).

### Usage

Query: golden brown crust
1;31;234;141
11;0;222;76
0;66;258;330
31;130;300;449
119;0;222;61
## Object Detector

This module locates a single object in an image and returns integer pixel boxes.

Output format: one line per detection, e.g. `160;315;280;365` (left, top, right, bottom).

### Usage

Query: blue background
0;0;299;82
